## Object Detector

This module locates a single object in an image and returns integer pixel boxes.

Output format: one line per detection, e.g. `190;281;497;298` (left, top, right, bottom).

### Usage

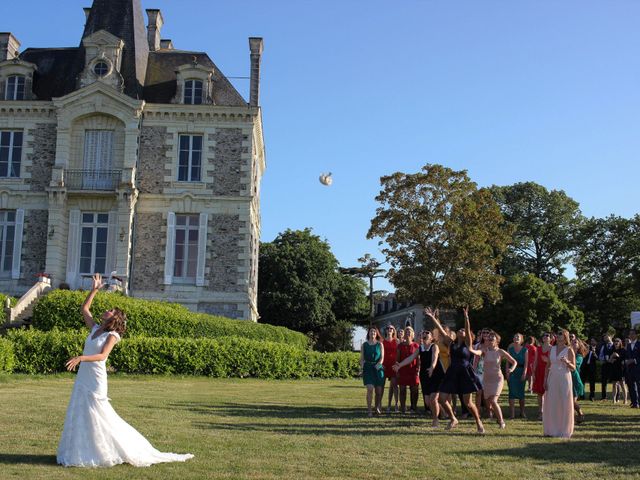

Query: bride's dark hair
107;308;127;336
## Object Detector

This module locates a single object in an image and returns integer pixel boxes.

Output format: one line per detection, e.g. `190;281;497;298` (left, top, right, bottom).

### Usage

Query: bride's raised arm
80;273;103;329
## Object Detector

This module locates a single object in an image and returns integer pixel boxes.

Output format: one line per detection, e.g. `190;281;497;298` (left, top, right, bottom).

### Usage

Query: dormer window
5;75;25;100
184;80;203;105
93;62;109;77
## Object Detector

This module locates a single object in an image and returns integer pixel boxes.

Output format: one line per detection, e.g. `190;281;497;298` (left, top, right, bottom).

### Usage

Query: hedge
0;337;14;373
32;291;309;349
7;329;360;379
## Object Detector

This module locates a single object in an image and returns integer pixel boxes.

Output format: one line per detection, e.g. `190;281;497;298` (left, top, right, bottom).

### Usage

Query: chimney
83;7;92;23
0;33;20;62
160;39;174;50
146;9;164;52
248;37;263;107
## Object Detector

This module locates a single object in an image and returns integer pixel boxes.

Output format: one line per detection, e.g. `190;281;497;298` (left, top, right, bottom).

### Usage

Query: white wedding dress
57;325;194;467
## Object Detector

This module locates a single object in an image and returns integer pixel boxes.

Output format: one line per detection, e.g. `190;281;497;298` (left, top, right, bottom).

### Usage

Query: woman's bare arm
80;273;104;329
424;307;451;345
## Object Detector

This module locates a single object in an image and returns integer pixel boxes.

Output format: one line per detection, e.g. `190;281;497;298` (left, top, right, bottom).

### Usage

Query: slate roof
82;0;149;98
15;0;247;105
144;51;246;106
21;48;83;99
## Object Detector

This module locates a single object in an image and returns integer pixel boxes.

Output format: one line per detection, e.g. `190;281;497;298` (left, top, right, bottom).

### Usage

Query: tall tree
368;164;512;309
258;228;369;351
472;274;585;339
490;182;583;282
573;215;640;335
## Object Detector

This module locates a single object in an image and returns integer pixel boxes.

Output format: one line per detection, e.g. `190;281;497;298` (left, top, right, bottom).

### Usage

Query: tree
490;182;583;282
573;215;640;336
368;164;512;309
472;274;585;339
340;254;386;325
258;229;369;351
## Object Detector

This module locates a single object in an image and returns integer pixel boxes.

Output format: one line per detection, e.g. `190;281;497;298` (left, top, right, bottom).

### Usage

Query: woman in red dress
525;336;538;393
382;325;399;413
532;332;552;419
396;326;420;413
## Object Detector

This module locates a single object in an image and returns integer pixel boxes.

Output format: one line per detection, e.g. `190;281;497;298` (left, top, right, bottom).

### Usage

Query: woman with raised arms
424;307;485;434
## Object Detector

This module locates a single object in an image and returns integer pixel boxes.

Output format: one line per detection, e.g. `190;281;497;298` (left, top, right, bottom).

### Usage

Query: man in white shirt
598;334;614;400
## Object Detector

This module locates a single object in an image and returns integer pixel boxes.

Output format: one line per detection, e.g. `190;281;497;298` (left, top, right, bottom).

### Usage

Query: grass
0;374;639;480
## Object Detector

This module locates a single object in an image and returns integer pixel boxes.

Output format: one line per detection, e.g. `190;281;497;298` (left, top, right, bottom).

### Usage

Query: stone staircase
3;276;52;329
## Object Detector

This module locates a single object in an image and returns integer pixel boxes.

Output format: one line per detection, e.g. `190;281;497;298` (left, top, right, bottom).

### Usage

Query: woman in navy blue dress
425;307;485;434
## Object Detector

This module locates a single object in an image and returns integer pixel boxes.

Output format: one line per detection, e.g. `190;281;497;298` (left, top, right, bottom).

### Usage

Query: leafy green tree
472;274;585;339
258;229;368;351
490;182;583;282
573;215;640;336
368;164;512;309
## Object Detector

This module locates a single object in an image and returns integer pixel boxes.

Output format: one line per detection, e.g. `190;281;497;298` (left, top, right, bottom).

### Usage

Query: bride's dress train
57;325;194;467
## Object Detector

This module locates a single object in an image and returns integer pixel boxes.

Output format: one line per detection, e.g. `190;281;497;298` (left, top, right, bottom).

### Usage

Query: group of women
360;308;585;438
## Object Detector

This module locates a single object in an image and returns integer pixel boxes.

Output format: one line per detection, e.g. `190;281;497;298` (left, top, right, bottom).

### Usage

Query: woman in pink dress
482;330;517;429
542;329;576;438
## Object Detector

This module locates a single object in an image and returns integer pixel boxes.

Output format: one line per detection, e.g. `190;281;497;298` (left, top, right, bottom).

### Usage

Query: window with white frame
173;214;200;281
79;213;109;275
184;79;203;105
178;135;202;182
164;212;208;286
4;75;26;100
0;211;15;275
0;131;22;178
83;130;114;188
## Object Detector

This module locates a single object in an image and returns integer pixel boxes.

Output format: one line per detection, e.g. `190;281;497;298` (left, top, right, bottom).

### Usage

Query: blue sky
3;0;639;293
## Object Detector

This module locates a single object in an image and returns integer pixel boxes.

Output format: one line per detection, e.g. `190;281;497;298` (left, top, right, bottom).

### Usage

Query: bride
57;273;194;467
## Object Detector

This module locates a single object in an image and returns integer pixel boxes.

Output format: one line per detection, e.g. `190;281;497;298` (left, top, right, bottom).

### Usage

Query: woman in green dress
507;333;529;419
571;336;587;423
360;327;386;417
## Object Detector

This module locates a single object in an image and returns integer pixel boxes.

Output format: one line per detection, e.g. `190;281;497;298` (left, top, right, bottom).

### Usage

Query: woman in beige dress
542;329;576;438
482;331;517;428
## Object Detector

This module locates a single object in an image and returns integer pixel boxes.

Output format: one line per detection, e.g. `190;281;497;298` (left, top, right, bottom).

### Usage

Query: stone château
0;0;265;320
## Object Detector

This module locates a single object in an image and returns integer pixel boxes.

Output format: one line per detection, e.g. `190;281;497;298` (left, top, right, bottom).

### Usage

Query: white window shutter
66;209;81;288
106;211;118;274
196;213;208;287
164;212;176;285
11;209;24;279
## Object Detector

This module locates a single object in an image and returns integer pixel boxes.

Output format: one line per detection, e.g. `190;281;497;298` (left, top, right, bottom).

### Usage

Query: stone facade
206;214;244;292
138;126;171;194
25;124;56;192
130;212;165;291
19;209;48;286
198;302;240;319
210;128;244;196
0;1;265;321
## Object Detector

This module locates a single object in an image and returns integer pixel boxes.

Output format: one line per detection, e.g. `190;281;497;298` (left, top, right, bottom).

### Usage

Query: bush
0;337;15;373
32;291;309;349
7;329;360;379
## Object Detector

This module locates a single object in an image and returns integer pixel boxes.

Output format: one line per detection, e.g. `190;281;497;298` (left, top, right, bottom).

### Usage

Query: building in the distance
0;0;265;320
372;293;456;335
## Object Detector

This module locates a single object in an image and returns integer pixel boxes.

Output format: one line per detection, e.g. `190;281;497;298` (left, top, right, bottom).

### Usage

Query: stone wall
198;302;241;319
206;214;244;292
19;209;48;286
130;212;165;291
138;126;171;194
209;128;244;196
26;124;56;191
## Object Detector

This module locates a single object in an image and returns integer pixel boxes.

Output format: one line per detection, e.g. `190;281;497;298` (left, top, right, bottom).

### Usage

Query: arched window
5;75;26;100
184;80;203;105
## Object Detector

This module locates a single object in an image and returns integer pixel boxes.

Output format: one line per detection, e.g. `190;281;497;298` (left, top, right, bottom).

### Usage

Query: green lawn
0;374;639;480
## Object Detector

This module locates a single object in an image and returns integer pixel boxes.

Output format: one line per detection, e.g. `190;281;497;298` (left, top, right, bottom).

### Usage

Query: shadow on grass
0;454;57;465
461;439;640;469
